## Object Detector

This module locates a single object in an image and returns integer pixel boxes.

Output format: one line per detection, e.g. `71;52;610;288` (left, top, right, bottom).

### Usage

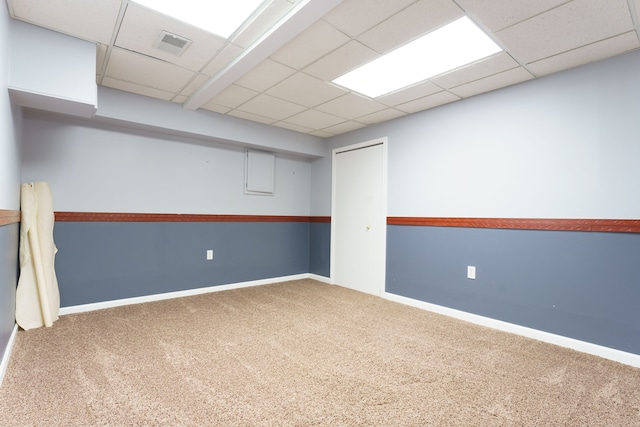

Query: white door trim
330;137;388;295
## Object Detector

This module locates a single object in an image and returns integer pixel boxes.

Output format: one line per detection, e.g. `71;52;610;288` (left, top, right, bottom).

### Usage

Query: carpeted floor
1;279;639;426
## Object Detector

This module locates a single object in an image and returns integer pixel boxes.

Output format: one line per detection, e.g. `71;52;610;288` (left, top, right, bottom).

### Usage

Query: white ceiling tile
266;73;347;107
311;130;336;138
201;103;232;115
237;94;307;121
202;44;244;76
396;91;460;114
270;20;350;69
180;74;211;97
207;84;259;109
527;31;640;76
228;110;277;125
235;59;296;92
449;67;534;98
455;0;569;32
432;52;520;89
105;48;194;93
172;95;188;104
357;108;407;125
497;0;635;64
283;109;345;130
357;0;464;53
272;121;316;134
102;77;174;101
115;4;226;72
304;41;379;81
377;81;442;106
316;93;386;120
323;0;416;37
11;0;121;44
322;121;367;135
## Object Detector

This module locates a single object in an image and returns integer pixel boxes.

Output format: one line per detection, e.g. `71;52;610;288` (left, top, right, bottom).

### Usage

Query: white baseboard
0;324;18;388
384;292;640;369
308;274;331;284
60;274;312;315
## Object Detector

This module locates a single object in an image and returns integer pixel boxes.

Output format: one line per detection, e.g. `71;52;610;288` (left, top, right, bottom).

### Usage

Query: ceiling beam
183;0;345;111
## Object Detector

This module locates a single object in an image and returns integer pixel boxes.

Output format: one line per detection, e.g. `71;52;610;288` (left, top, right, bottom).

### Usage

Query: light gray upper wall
21;111;311;216
315;50;640;219
0;14;21;209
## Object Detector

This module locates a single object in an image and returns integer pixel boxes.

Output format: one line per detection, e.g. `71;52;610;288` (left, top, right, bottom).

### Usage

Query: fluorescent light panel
333;17;502;98
133;0;265;38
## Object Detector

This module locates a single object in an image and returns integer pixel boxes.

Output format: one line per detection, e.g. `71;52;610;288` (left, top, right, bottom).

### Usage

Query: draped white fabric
16;182;60;330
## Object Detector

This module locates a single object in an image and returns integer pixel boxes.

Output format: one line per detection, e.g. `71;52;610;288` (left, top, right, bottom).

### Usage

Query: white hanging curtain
16;182;60;330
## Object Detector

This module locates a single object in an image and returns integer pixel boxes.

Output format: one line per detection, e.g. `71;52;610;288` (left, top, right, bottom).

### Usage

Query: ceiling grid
7;0;640;136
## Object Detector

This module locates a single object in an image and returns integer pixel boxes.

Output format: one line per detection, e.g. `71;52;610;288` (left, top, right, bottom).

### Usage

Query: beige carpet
1;279;639;426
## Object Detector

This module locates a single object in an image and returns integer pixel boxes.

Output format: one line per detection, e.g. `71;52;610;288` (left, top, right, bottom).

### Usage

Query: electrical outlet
206;250;214;260
467;266;476;280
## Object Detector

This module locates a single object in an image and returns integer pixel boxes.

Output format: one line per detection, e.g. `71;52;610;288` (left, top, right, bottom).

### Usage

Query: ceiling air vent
154;30;192;56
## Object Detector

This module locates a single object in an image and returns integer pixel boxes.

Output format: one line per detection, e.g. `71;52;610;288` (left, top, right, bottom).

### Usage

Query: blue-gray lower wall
0;224;18;358
309;222;330;277
386;225;640;355
54;221;310;307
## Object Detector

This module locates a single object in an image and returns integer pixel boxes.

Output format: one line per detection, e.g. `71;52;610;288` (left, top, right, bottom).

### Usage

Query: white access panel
245;149;275;195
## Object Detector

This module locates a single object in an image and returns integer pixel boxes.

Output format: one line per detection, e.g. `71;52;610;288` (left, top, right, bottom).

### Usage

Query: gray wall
54;221;310;307
387;225;640;354
318;50;640;355
309;222;330;277
0;7;23;368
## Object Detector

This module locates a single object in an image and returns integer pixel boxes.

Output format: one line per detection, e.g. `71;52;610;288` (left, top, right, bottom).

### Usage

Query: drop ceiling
6;0;640;137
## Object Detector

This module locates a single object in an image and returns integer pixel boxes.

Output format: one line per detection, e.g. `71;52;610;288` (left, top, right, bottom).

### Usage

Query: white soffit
10;0;122;44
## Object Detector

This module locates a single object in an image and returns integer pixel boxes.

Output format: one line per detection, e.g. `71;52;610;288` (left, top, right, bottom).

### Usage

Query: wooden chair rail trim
54;212;318;223
387;217;640;233
53;213;640;233
0;210;21;226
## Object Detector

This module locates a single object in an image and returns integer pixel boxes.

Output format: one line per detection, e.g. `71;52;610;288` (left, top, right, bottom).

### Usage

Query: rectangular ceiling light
133;0;265;39
333;17;502;98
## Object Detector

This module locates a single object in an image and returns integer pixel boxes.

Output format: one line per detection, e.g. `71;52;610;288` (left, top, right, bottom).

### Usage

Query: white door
331;138;387;296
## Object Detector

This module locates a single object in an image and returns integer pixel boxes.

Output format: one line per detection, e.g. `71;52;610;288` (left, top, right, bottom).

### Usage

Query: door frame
330;137;388;295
